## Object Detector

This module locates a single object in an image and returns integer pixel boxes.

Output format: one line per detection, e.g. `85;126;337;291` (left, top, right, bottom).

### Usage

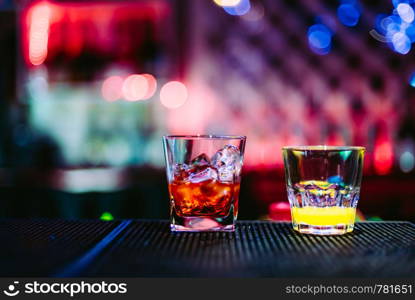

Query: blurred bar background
0;0;414;221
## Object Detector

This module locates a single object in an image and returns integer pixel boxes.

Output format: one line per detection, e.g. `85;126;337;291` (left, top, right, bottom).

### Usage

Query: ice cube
172;163;191;181
191;153;210;166
188;165;218;183
172;154;216;183
211;145;242;182
187;153;216;182
173;163;189;173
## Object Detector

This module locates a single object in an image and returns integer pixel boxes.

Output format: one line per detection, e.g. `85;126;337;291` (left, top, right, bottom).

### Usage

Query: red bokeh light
122;74;149;101
269;202;291;221
101;76;123;102
374;140;394;175
326;132;345;146
160;81;188;109
22;1;169;67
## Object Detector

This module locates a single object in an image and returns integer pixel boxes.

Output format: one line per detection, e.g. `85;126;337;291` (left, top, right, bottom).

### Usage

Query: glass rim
282;145;365;151
163;134;246;140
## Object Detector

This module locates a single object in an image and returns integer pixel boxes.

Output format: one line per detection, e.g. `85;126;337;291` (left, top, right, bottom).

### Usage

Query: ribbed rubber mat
0;219;120;276
1;220;415;277
86;221;415;277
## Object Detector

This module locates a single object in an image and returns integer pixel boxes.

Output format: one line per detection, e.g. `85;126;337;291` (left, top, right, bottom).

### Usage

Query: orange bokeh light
142;73;157;99
160;81;188;109
102;76;123;102
213;0;241;7
122;74;149;101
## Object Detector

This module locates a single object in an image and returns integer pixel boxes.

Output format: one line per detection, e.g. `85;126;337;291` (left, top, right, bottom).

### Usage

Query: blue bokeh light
400;151;415;172
397;3;415;23
409;72;415;87
392;32;411;54
386;22;402;42
384;15;402;29
374;14;389;34
223;0;251;16
392;0;413;8
376;14;402;37
373;2;415;54
405;23;415;41
337;3;361;27
307;24;332;55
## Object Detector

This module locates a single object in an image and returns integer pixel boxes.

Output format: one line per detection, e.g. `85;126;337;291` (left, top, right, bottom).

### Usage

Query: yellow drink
291;206;356;226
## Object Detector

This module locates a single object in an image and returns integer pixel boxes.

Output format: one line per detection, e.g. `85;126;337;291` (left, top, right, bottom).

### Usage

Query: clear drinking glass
282;146;365;235
163;135;246;232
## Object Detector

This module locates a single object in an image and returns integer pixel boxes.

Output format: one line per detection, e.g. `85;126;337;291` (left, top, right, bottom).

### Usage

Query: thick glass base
170;206;236;232
171;220;235;232
292;222;355;235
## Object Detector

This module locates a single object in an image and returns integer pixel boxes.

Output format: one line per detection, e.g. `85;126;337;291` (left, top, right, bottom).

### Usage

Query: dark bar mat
1;220;414;277
0;219;121;277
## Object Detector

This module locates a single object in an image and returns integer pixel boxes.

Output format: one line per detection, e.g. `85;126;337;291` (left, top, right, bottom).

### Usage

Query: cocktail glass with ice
163;135;246;232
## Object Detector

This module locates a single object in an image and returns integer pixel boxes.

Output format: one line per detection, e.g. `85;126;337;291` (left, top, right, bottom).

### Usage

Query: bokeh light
397;3;414;23
374;141;394;175
122;74;149;101
102;76;123;102
400;151;415;173
28;2;51;66
392;31;411;54
392;0;407;8
337;3;360;27
142;73;157;99
269;202;291;221
383;15;402;37
405;23;415;41
307;24;332;55
223;0;250;16
374;4;415;55
374;14;389;35
160;81;188;109
213;0;241;7
409;71;415;87
27;67;49;99
100;211;114;221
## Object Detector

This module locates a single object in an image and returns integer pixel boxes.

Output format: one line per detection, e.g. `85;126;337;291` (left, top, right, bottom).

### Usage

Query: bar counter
1;220;414;277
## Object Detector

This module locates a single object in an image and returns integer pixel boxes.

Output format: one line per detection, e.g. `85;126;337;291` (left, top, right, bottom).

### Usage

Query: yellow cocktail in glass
283;146;365;235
